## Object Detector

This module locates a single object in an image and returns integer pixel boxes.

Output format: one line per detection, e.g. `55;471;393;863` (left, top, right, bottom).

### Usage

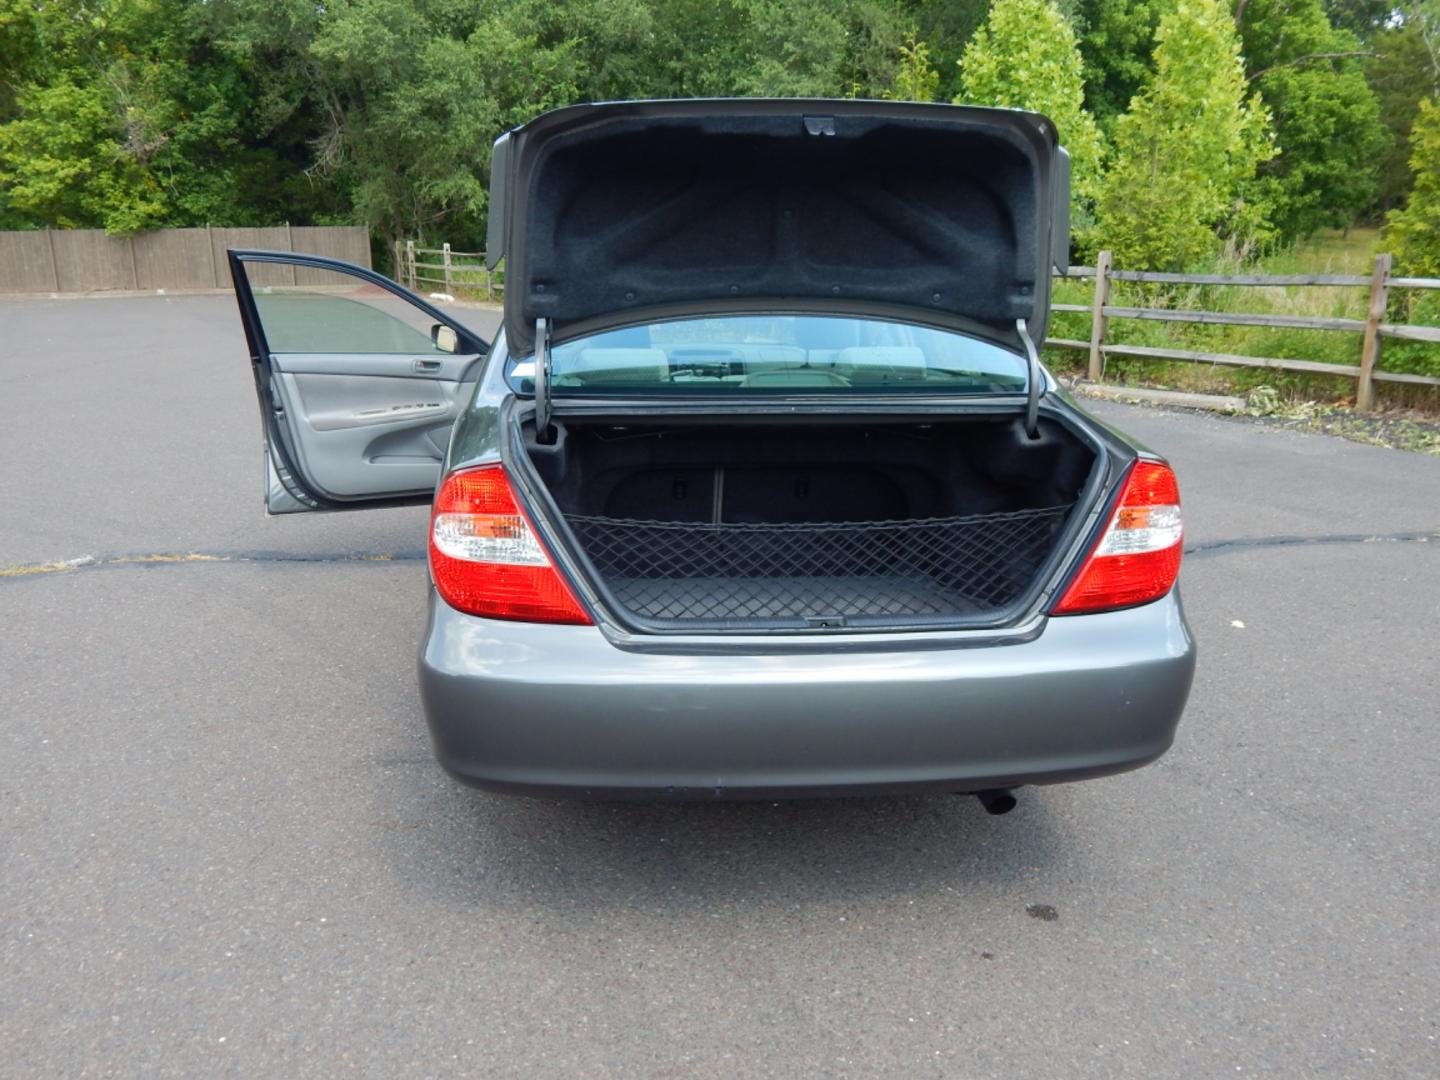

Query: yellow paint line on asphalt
0;552;228;577
0;560;83;578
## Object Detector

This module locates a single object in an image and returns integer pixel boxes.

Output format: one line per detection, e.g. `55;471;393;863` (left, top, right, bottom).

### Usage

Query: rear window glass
508;315;1027;395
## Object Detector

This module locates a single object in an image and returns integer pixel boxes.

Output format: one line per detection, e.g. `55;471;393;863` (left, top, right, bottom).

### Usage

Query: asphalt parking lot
3;293;1439;1077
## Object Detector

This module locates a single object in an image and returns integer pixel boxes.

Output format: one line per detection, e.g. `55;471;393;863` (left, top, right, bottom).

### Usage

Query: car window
509;315;1027;395
250;266;452;354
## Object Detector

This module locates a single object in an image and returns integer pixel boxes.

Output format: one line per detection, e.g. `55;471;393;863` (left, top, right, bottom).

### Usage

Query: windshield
507;315;1028;395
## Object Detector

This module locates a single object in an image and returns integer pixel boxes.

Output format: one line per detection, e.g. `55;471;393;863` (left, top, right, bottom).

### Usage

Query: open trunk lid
487;99;1071;359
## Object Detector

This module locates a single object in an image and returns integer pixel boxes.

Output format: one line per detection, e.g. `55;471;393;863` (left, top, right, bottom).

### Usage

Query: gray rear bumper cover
418;591;1195;798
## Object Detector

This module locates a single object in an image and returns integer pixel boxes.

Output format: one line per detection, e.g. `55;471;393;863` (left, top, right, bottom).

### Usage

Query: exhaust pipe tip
975;788;1018;816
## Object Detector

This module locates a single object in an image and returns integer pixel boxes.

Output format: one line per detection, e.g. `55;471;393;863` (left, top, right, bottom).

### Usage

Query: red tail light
428;465;592;624
1051;460;1183;615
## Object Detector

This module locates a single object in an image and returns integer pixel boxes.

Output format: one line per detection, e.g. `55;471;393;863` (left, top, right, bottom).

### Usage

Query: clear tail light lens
1051;459;1183;615
429;465;592;624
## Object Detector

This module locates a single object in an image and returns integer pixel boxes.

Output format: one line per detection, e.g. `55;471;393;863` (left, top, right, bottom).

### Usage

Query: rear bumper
418;591;1195;799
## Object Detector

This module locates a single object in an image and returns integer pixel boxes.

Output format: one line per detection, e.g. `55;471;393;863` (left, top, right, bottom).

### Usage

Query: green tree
1386;97;1440;275
730;0;854;95
957;0;1106;247
1239;0;1388;240
1074;0;1168;130
892;0;998;102
886;31;941;101
1097;0;1275;269
297;0;580;253
639;0;754;97
1365;5;1440;215
726;0;906;99
0;0;335;233
209;0;656;253
1323;0;1395;39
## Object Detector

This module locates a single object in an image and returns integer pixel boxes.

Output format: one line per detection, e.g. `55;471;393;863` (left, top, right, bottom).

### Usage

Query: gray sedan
229;99;1194;811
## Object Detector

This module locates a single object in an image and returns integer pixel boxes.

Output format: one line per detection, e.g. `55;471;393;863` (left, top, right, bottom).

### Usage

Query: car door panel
284;373;453;432
228;250;488;513
268;359;473;498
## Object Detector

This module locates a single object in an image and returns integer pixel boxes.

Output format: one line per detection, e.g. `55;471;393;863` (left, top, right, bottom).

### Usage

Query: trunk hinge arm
1016;318;1041;440
534;317;556;444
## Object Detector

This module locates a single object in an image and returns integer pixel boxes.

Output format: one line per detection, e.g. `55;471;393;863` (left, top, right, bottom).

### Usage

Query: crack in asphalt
0;548;426;579
1;530;1434;581
1183;529;1437;558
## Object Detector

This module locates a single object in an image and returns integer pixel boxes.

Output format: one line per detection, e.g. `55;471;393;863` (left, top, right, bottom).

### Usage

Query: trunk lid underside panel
489;99;1070;357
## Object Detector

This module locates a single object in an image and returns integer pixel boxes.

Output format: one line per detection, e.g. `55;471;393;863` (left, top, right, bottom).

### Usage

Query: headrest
835;346;927;382
570;348;669;383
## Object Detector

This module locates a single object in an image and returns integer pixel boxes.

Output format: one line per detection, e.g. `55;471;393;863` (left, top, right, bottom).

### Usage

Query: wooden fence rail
1048;250;1440;410
396;242;501;301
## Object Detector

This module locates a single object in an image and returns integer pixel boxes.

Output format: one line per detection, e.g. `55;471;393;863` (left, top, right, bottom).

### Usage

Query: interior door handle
413;358;442;373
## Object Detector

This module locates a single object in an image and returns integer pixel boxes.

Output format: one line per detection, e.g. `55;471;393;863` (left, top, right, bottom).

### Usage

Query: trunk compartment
522;415;1098;631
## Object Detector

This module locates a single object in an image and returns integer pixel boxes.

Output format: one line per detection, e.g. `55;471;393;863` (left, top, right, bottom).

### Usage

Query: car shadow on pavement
380;778;1073;912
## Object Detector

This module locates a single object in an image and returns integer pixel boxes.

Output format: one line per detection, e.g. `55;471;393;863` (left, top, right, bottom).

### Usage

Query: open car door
228;251;488;514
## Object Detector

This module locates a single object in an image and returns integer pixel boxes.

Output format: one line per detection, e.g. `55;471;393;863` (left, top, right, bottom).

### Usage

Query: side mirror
431;324;459;353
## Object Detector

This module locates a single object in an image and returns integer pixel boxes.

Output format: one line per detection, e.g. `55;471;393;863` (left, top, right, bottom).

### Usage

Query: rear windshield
508;315;1027;395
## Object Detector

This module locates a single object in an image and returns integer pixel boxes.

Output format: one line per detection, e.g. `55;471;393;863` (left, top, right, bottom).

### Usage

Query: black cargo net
564;505;1074;625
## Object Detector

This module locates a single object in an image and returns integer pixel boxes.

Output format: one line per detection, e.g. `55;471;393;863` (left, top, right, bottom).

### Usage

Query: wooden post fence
1046;252;1440;409
1088;249;1111;383
399;242;501;302
1357;253;1392;412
